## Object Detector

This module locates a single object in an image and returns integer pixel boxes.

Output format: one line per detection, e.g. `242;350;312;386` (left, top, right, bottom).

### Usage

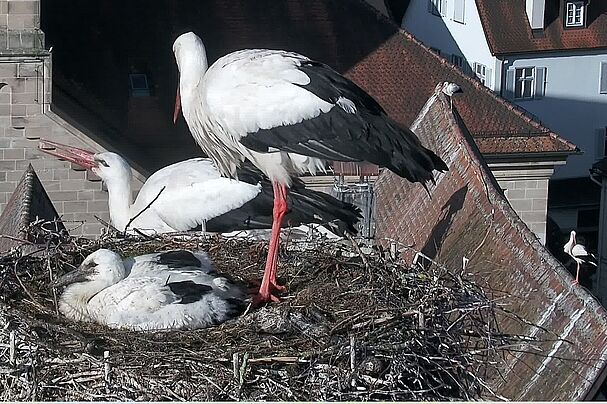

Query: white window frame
600;61;607;94
598;127;607;159
429;0;443;16
474;63;487;85
514;67;535;100
453;0;465;23
565;1;585;27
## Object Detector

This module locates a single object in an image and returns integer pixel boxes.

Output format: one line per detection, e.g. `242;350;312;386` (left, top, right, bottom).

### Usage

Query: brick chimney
525;0;546;30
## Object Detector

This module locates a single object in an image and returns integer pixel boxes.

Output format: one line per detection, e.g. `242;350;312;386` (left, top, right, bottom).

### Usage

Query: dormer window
565;1;585;27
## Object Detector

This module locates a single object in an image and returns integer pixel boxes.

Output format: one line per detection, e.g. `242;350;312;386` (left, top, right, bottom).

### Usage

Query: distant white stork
563;230;597;284
53;249;246;330
172;32;448;304
38;140;360;236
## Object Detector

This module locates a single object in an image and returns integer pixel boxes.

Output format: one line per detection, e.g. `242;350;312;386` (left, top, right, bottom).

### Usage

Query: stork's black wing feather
205;164;361;235
239;60;448;185
157;250;202;268
167;281;212;304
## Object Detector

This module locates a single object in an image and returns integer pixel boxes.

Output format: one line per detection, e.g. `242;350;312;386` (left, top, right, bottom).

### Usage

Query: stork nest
0;220;531;401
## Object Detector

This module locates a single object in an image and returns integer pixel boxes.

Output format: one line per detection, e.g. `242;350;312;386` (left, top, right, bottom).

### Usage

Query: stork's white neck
177;42;208;111
564;232;575;254
105;175;134;232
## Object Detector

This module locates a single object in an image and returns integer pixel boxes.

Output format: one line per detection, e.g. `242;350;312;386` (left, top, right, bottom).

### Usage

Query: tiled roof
375;85;607;400
0;165;65;254
344;29;578;156
476;0;607;54
56;0;575;161
165;0;578;157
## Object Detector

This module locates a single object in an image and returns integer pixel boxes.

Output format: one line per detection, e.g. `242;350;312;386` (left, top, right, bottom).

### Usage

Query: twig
239;352;249;387
46;258;59;315
349;334;356;372
232;352;239;379
0;235;34;245
123;186;166;234
93;215;119;234
103;350;111;393
345;232;369;268
9;331;15;366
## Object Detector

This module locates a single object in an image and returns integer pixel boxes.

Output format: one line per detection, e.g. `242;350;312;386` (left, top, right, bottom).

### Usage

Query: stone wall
0;0;143;237
489;163;559;245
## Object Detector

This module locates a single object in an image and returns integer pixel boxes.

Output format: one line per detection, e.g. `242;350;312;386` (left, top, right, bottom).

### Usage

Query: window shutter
595;128;606;159
534;67;546;99
504;69;515;100
441;0;448;15
454;0;465;22
600;62;607;94
485;68;493;89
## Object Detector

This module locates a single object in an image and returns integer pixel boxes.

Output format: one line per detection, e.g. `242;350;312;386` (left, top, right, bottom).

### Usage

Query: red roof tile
344;29;578;156
476;0;607;54
374;86;607;400
170;0;577;157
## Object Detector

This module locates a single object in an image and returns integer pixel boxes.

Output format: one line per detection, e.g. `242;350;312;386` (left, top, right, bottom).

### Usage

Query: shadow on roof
374;83;607;400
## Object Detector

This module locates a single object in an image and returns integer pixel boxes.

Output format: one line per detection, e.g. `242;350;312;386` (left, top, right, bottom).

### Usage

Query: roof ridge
353;0;401;29
396;28;577;152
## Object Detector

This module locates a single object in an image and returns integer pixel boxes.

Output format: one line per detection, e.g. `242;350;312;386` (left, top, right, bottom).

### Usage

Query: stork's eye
96;159;109;167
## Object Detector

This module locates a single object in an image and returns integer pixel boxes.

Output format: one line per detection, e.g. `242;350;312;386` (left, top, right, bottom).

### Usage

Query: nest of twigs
0;221;526;401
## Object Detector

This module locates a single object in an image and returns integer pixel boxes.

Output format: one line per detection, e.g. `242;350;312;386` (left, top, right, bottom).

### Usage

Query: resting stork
39;140;360;236
53;249;246;330
563;230;597;285
172;32;448;303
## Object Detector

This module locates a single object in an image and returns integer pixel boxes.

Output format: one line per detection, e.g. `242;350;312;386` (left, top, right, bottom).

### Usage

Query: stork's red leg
573;262;580;285
253;182;288;305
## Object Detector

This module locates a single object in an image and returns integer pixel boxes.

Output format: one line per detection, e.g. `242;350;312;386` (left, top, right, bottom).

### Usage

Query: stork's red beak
173;86;181;124
38;139;96;169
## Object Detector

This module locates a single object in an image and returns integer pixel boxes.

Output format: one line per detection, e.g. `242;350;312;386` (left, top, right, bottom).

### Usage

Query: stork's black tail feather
238;60;449;191
205;164;362;235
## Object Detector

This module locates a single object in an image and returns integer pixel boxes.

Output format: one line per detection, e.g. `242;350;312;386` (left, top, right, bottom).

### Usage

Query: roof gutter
493;46;607;57
483;150;581;162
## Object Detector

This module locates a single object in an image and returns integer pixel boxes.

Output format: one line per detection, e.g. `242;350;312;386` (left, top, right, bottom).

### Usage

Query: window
565;1;585;27
474;63;487;84
129;73;150;97
428;0;446;16
514;67;534;99
473;62;493;88
505;67;546;100
597;127;607;159
451;54;464;69
453;0;465;23
600;62;607;94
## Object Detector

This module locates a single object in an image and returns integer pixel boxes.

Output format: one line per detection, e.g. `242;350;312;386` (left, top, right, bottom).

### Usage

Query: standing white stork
563;230;597;285
39;140;360;236
53;248;246;330
172;32;448;304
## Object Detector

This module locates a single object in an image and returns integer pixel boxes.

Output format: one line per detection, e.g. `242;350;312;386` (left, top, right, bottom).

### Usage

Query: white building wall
503;50;607;179
402;0;498;89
